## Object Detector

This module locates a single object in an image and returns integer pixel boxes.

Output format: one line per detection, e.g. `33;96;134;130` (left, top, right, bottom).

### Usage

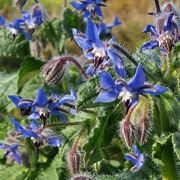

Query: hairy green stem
44;121;85;128
159;98;178;180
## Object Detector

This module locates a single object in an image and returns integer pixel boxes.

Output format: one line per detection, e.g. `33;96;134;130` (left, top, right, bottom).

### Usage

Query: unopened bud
119;119;134;148
42;56;88;86
13;0;27;9
42;57;66;86
159;32;175;53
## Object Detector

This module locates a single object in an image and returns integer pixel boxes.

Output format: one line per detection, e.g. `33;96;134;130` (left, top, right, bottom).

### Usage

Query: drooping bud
66;129;84;175
42;56;88;86
159;32;175;53
130;96;150;145
119;108;135;148
67;149;82;175
13;0;27;9
42;57;66;86
30;39;42;59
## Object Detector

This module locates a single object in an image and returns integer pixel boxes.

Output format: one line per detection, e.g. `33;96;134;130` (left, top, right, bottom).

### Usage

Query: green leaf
172;133;180;160
0;164;28;180
0;29;30;70
152;134;172;166
83;104;123;166
63;8;85;38
159;94;180;127
18;56;44;92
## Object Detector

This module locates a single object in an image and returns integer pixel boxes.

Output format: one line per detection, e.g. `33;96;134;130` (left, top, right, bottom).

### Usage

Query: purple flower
95;63;168;111
125;145;145;172
71;0;105;20
72;19;123;76
0;143;21;164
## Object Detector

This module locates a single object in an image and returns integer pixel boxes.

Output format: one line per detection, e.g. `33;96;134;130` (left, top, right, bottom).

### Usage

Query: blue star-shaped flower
71;0;105;20
10;117;61;147
125;145;145;172
73;19;123;76
9;88;77;122
21;4;46;30
0;16;32;40
0;143;21;164
95;63;168;110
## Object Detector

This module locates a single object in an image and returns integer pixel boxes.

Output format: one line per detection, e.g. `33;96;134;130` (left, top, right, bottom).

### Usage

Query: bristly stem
111;44;138;66
61;56;89;80
153;0;161;14
44;121;85;128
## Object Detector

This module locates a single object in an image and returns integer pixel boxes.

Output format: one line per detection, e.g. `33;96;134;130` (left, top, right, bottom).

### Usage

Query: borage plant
0;0;179;180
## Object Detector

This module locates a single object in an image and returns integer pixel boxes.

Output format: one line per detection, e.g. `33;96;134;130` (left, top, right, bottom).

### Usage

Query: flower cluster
141;2;180;54
70;0;172;173
0;88;77;164
0;2;46;40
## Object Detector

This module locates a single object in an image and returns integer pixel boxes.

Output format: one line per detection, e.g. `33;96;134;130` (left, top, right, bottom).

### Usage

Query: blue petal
47;136;61;147
95;90;119;103
142;24;157;35
106;48;123;68
83;10;91;19
114;65;126;79
125;154;137;165
100;71;115;89
71;2;85;10
130;98;139;108
132;145;141;156
9;117;24;133
20;29;32;40
128;63;145;91
141;84;168;95
9;144;19;152
21;11;30;19
30;119;39;130
8;95;21;107
85;19;101;46
164;13;174;31
28;112;40;120
72;29;92;51
34;88;48;107
0;16;6;26
18;99;33;109
95;6;103;17
86;64;95;76
22;130;39;139
13;150;22;164
112;16;121;26
141;40;159;51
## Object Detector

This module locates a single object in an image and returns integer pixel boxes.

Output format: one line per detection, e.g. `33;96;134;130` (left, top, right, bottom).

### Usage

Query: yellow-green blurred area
0;0;179;50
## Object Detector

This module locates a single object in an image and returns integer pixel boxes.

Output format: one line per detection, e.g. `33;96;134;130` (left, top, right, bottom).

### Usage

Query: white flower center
37;106;50;117
86;3;96;12
92;47;106;58
118;89;133;103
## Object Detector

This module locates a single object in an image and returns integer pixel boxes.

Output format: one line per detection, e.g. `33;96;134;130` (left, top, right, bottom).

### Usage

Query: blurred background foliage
0;0;179;50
